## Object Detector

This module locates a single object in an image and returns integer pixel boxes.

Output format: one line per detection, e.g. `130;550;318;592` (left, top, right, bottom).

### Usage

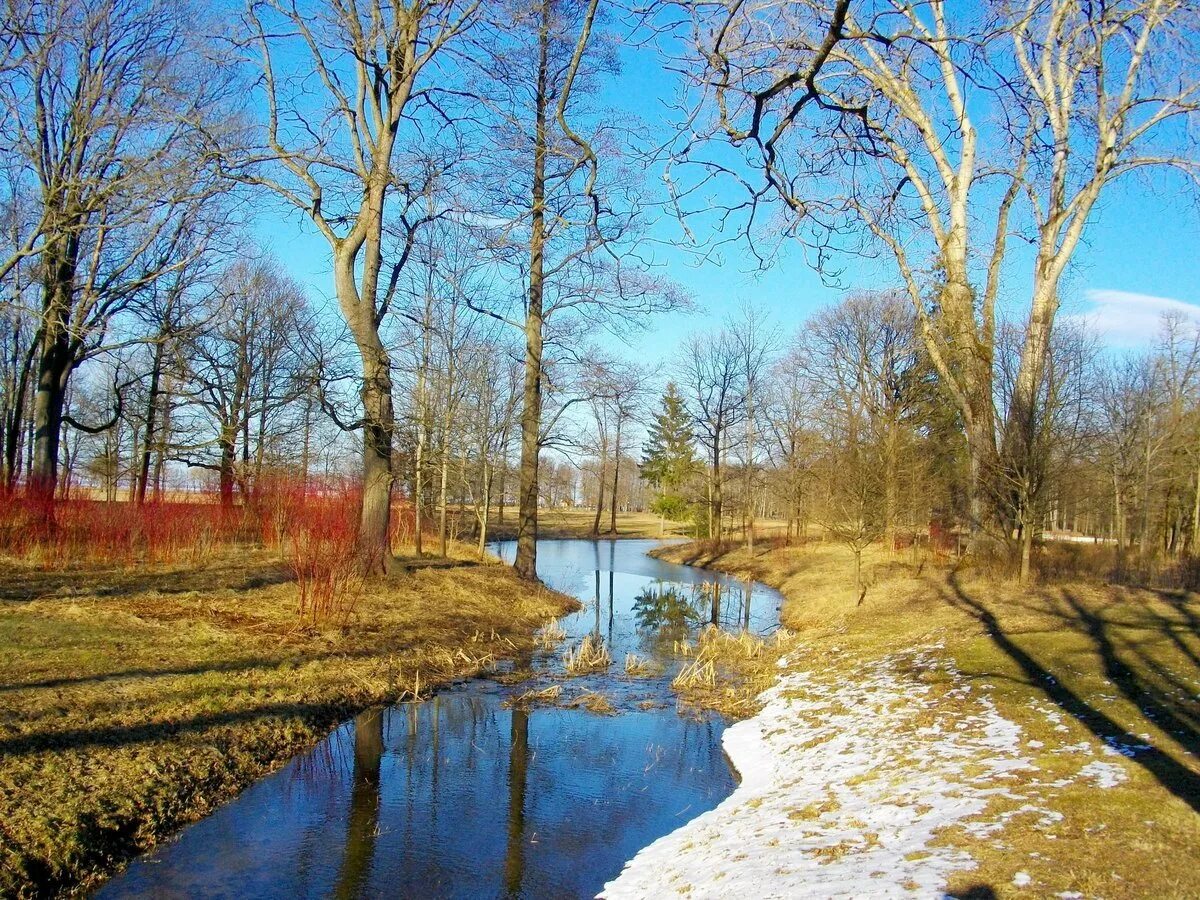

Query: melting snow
1077;761;1128;788
602;652;1032;899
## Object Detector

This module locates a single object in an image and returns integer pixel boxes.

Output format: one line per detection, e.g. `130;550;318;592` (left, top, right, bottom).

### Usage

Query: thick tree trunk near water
357;344;395;576
514;2;551;582
334;239;395;577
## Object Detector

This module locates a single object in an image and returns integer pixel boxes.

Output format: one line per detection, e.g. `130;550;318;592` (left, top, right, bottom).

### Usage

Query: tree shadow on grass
0;558;290;602
940;572;1200;814
0;698;352;757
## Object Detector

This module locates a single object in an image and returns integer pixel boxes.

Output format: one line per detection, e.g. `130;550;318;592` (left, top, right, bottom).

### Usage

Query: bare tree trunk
218;427;236;508
591;450;606;538
334;251;394;576
497;462;506;526
136;341;165;504
438;438;451;557
413;300;432;556
712;434;724;541
745;400;754;552
478;459;491;558
607;416;621;535
3;337;36;492
514;2;551;582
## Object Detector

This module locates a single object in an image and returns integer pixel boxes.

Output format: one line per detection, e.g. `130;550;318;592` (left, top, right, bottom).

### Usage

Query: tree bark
30;237;76;500
334;243;394;577
514;0;551;582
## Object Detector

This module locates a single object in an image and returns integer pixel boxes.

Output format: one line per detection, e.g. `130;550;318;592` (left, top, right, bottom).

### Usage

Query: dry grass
0;550;576;898
671;626;798;717
654;537;1200;898
504;685;563;708
565;690;617;715
562;632;612;674
535;619;568;650
489;508;688;541
623;652;658;677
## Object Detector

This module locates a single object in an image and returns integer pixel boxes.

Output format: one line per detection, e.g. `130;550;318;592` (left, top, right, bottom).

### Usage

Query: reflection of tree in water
503;706;529;898
633;580;763;634
334;708;384;899
632;584;704;632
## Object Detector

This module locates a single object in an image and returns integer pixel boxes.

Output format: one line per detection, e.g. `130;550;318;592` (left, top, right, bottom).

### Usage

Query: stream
97;539;784;899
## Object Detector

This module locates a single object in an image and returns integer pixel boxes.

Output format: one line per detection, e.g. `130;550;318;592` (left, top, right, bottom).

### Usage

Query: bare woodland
2;0;1200;584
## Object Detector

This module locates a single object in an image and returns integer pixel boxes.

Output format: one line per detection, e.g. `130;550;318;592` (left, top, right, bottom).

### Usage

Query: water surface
99;539;782;899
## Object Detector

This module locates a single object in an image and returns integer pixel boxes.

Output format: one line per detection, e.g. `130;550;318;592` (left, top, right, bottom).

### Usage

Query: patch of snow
1078;761;1128;788
602;652;1032;899
1013;871;1032;887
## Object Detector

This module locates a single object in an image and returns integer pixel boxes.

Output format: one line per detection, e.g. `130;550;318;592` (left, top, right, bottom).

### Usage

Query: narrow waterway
97;539;783;899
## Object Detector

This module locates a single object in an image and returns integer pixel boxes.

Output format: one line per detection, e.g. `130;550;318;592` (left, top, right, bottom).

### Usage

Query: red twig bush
277;480;363;623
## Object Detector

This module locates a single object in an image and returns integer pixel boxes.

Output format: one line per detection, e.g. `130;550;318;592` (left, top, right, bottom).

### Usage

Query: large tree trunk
30;224;81;503
358;341;395;576
514;1;551;582
334;242;394;577
218;426;236;508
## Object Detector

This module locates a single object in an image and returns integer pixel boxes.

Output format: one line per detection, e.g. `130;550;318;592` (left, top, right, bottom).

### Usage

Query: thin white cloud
1072;289;1200;347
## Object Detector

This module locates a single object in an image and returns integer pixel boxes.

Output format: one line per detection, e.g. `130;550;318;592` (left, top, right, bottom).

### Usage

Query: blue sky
253;42;1200;368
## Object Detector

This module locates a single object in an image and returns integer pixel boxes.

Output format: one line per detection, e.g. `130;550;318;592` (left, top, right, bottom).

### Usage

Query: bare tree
681;328;745;540
683;0;1200;557
240;0;478;573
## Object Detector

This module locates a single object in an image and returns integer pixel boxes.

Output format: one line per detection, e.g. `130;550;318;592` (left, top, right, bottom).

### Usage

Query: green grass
0;549;575;897
652;538;1200;898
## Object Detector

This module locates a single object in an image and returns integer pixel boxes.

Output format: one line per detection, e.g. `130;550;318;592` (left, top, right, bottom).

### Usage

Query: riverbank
488;508;690;541
607;539;1200;898
0;549;575;897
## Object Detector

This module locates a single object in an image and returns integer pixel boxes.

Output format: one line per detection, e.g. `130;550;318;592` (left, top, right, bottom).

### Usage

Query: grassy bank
0;549;575;897
489;508;688;541
651;539;1200;898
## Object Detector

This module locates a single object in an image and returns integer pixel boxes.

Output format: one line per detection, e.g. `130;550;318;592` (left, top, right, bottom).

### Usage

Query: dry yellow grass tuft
623;652;657;677
562;632;612;674
505;685;563;708
535;619;568;650
566;690;617;715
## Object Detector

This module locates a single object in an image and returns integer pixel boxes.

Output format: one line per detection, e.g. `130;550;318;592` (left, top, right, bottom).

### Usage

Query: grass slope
651;539;1200;898
0;549;574;897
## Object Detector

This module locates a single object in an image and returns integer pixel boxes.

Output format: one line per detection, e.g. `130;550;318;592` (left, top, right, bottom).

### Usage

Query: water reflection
504;707;528;897
333;710;382;899
99;540;782;899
